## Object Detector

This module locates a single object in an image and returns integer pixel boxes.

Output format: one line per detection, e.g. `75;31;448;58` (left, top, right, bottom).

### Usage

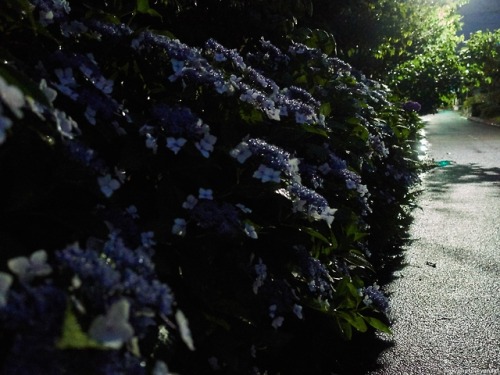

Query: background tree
296;0;468;112
459;29;500;118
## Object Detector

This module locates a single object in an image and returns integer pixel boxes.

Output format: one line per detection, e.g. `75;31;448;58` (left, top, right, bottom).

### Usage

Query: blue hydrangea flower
361;284;389;313
190;201;241;236
140;231;156;249
403;101;421;112
205;39;247;71
31;0;71;26
87;20;133;39
287;182;337;225
64;139;108;174
294;246;333;297
56;243;122;295
60;19;88;37
56;231;174;322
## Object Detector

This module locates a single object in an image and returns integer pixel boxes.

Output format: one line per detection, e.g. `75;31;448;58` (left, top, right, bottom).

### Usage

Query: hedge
0;1;423;374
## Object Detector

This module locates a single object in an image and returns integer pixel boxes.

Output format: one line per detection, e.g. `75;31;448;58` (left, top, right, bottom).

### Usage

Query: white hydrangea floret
7;250;52;283
0;272;13;307
98;174;121;198
88;299;134;349
252;257;267;294
172;218;187;237
0;76;25;118
293;304;303;320
198;188;213;200
244;222;258;239
230;142;252;164
320;207;337;227
195;133;217;158
182;194;198;209
166;137;187;155
253;164;280;183
271;316;284;329
55;109;80;138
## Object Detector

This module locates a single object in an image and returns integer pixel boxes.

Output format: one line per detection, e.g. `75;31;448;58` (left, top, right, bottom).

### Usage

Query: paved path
367;111;500;375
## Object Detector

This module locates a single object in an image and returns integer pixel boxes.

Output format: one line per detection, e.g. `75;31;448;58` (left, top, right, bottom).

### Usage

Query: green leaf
136;0;150;12
320;102;332;117
240;107;264;124
299;226;331;245
336;317;353;340
300;123;330;138
345;249;374;271
136;0;162;18
56;304;107;350
345;223;367;242
363;315;392;334
337;311;368;333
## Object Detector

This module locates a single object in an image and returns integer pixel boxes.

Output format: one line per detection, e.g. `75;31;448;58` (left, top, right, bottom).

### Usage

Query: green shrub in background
0;1;423;374
459;29;500;119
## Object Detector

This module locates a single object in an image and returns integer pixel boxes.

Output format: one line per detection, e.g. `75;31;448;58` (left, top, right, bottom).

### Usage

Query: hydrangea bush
0;1;423;373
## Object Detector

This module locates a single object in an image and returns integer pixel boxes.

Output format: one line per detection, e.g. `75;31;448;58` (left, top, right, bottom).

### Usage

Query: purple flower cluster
31;0;71;26
132;31;323;126
246;39;291;71
56;230;174;321
49;51;124;126
248;138;295;172
230;138;300;184
385;164;419;187
362;285;389;312
177;190;256;238
64;139;108;174
149;105;204;137
87;20;133;40
294;246;333;297
205;39;247;71
0;284;67;374
190;200;242;236
288;182;337;226
299;162;324;189
283;86;321;108
369;133;390;159
288;42;352;73
141;105;217;157
403;101;422;112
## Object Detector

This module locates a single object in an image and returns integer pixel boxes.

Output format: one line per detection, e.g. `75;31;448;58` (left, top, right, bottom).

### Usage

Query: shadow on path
425;163;500;196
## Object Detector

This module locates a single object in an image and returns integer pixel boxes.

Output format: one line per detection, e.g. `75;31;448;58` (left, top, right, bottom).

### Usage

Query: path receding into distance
367;111;500;374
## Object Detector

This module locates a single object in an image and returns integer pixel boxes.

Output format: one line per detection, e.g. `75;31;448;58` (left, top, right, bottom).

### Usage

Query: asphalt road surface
367;111;500;375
